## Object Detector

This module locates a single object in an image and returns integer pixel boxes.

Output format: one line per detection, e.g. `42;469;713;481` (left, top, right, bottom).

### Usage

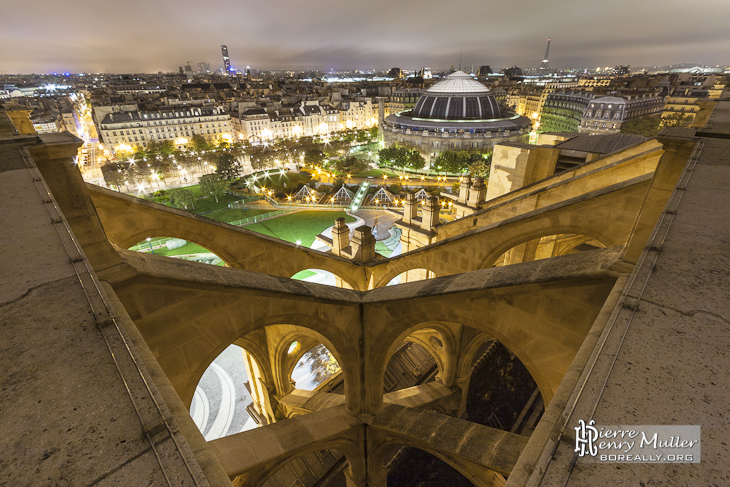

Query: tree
149;157;173;182
333;156;369;175
101;162;126;190
620;116;661;137
323;139;349;159
378;146;410;168
661;113;693;128
167;188;195;210
199;174;229;203
433;151;471;174
407;151;426;170
467;153;492;178
301;345;341;385
190;134;210;152
303;147;325;166
215;152;240;180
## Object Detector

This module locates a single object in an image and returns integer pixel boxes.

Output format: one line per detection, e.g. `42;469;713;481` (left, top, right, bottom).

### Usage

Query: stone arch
372;264;439;289
456;331;497;381
269;325;346;398
364;286;610;412
478;225;619;270
290;268;356;290
178;311;359;409
126;233;237;268
380;322;460;392
370;439;489;487
249;439;366;487
232;335;274;387
554;235;607;256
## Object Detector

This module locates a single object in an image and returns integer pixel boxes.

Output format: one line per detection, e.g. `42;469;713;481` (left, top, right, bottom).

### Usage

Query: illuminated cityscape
1;2;730;486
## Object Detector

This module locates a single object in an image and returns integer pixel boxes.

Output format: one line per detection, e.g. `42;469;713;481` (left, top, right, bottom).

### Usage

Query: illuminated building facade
232;100;377;143
539;91;594;133
579;94;664;134
382;71;531;166
661;86;709;123
98;106;231;152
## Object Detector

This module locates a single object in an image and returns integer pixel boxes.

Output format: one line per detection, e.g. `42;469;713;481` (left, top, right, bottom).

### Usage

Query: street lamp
146;237;155;254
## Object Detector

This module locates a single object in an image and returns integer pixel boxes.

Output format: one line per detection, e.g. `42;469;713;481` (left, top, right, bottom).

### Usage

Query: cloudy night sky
2;0;729;74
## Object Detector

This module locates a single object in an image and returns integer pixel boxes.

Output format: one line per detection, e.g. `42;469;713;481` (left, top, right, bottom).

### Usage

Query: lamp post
146;237;155;254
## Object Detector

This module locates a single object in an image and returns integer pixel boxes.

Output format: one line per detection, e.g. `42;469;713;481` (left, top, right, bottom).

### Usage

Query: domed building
382;71;531;167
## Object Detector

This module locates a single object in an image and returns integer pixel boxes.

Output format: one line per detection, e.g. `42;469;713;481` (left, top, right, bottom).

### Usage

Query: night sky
2;0;729;74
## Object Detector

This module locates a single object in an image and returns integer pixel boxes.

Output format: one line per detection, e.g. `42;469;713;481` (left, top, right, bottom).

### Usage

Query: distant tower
539;38;551;73
221;45;232;76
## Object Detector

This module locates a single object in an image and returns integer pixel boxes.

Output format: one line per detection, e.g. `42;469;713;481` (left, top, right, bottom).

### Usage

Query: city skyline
3;0;730;74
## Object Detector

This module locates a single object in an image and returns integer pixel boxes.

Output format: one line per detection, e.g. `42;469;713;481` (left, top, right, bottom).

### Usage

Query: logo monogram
575;419;599;457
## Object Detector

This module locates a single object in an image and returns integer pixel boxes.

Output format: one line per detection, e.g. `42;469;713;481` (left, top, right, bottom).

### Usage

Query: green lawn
150;183;242;214
245;211;356;247
202;208;273;224
189;193;242;214
149;241;212;257
291;270;317;280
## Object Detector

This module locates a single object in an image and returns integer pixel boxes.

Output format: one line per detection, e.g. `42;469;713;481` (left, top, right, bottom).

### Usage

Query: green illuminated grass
203;208;272;223
291;270;317;280
149;241;211;257
245;211;356;247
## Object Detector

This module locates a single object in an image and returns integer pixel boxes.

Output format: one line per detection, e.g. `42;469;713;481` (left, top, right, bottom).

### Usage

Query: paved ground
514;97;730;487
189;345;257;441
189;345;337;441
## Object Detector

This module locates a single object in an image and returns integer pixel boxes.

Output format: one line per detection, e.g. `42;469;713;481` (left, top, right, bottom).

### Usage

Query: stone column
420;196;440;230
331;217;350;257
402;193;418;224
467;176;487;207
350;225;376;263
458;176;471;204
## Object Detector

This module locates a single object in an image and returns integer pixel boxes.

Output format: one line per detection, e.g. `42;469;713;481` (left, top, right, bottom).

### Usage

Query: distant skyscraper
477;65;493;76
221;45;232;76
198;62;211;74
539;38;551;74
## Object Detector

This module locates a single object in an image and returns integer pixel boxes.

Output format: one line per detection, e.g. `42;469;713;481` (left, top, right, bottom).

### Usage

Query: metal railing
228;209;291;226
